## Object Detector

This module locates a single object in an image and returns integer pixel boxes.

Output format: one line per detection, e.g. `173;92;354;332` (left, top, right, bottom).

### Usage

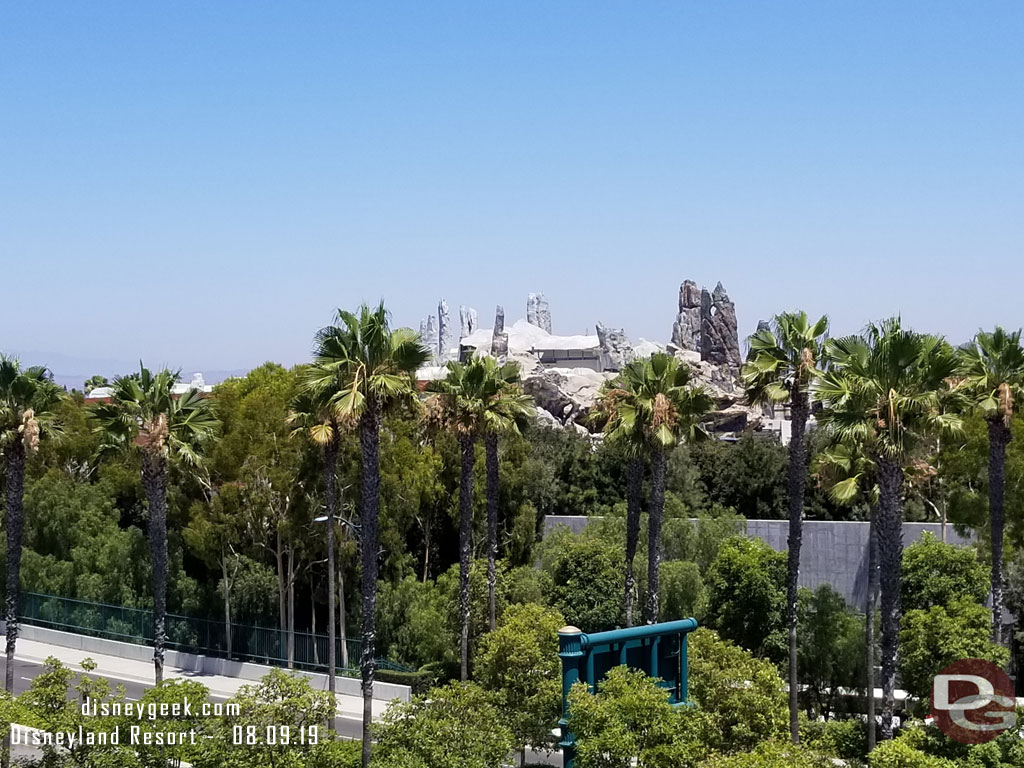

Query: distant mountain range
3;349;249;391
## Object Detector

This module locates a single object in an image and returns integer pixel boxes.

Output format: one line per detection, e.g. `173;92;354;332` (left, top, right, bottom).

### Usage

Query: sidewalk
13;637;390;721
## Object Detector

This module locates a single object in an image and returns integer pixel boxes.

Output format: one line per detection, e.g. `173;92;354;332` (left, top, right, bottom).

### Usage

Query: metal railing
19;592;412;676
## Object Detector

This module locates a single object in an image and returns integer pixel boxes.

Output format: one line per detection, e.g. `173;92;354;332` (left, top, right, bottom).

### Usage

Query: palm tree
426;354;533;677
90;365;219;684
605;353;713;624
302;302;429;768
595;382;647;628
958;327;1024;646
0;357;62;694
816;318;962;740
288;386;346;714
741;310;828;744
815;439;879;752
480;363;533;632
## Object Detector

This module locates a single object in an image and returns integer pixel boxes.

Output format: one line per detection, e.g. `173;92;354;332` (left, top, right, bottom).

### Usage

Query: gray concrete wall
5;623;411;702
543;516;971;609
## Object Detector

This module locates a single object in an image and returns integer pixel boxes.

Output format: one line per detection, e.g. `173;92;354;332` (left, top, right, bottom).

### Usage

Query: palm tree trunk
786;395;809;743
324;439;338;718
623;457;643;628
644;446;667;625
359;407;382;768
276;530;287;661
221;554;233;658
866;508;878;752
987;418;1011;646
4;440;26;695
288;543;295;668
485;433;499;632
875;456;904;741
458;434;476;680
141;452;169;685
339;558;349;669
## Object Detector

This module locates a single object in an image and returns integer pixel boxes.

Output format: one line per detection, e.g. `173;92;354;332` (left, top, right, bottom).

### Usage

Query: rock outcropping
491;305;508;357
438;300;454;361
526;293;552;333
595;322;634;372
459;305;478;341
671;280;702;351
419;315;439;364
700;282;741;368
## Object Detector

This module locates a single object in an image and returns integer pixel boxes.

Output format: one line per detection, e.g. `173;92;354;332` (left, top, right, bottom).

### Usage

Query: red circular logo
931;658;1016;744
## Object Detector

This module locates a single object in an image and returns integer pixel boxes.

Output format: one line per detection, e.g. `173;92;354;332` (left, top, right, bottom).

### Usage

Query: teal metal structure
558;618;698;768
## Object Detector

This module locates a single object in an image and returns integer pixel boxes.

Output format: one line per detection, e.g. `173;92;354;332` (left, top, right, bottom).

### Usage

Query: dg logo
932;658;1017;744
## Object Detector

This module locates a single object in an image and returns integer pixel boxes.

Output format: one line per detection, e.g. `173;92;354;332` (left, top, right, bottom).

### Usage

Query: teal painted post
680;632;689;702
558;626;584;768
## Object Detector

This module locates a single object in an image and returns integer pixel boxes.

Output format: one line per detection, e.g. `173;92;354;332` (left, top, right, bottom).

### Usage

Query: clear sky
2;2;1022;378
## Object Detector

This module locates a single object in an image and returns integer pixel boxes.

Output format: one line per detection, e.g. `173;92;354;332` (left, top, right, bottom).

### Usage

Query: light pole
314;488;357;682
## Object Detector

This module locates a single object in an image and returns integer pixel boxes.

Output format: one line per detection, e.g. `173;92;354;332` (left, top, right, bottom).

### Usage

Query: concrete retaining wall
543;515;971;609
6;622;411;703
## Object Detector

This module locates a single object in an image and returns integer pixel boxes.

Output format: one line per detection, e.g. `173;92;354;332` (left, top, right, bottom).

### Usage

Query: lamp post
314;488;357;681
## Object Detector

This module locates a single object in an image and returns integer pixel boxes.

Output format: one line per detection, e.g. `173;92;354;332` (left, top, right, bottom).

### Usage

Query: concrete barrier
5;622;411;703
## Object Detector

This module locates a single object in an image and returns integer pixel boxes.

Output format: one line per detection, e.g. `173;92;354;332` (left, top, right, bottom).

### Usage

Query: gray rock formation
438;300;453;361
700;282;741;368
491;305;509;357
521;366;605;429
420;315;439;363
595;322;634;372
671;280;702;351
459;305;478;340
526;293;552;333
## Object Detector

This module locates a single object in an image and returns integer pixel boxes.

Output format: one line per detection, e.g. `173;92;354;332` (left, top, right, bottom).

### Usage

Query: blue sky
2;2;1022;377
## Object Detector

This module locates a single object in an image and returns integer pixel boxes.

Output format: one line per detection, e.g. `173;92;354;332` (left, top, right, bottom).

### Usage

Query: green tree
426;354;533;678
474;602;563;762
704;536;787;663
687;628;788;754
83;374;109;394
797;585;864;719
196;667;339;768
0;356;62;694
817;318;962;739
301;302;430;766
600;353;712;624
567;665;700;768
90;364;219;683
899;598;1009;703
373;682;513;768
549;534;624;633
658;560;704;622
594;379;648;628
901;533;988;613
957;326;1024;644
741;310;829;743
700;742;833;768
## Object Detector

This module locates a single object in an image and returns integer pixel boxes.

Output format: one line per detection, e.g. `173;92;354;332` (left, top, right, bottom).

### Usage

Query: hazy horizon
3;3;1022;376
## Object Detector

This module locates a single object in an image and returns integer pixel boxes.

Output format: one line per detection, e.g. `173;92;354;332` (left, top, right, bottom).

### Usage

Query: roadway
1;658;562;765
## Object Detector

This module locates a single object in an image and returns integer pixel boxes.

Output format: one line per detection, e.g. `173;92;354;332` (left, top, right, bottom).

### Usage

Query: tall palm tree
480;363;533;632
741;310;828;744
0;357;62;694
90;365;219;684
595;382;647;628
302;302;429;768
958;327;1024;646
816;318;962;740
815;439;879;752
605;353;713;625
426;354;533;677
288;386;346;714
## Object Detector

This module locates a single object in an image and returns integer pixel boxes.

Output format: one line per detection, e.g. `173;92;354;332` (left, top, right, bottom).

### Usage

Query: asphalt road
1;658;563;765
